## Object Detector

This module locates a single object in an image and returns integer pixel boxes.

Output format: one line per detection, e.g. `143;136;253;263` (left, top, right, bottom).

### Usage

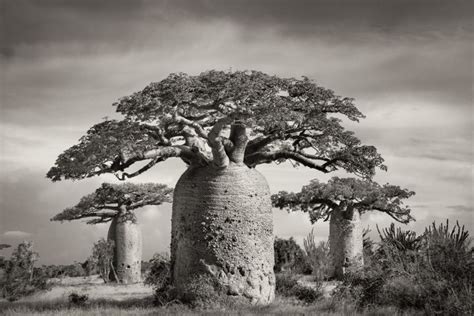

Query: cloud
2;0;471;58
448;205;472;213
3;231;32;238
0;0;472;264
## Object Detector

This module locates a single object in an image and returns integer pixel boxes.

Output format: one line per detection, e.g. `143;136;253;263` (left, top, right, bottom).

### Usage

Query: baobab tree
272;177;415;279
47;70;386;303
51;183;172;284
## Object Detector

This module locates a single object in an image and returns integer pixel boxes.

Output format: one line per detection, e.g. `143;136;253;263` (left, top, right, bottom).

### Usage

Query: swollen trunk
171;164;275;304
107;213;142;284
328;207;363;279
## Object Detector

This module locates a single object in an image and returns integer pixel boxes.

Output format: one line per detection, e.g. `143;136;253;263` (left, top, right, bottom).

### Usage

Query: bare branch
172;113;208;139
245;150;329;172
115;157;163;180
124;145;209;167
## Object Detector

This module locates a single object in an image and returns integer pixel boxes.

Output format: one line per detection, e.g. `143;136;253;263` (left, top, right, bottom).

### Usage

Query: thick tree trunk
107;211;142;284
171;163;275;304
328;206;363;280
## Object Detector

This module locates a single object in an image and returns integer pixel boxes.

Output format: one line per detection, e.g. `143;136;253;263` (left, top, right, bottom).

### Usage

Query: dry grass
0;276;423;315
0;296;422;316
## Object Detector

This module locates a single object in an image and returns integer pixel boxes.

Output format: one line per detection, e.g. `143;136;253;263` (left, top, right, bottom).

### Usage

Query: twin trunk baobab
48;70;388;303
272;177;415;279
51;183;172;283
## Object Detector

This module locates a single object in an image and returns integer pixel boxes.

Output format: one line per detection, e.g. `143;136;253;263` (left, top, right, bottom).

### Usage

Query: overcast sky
1;0;472;265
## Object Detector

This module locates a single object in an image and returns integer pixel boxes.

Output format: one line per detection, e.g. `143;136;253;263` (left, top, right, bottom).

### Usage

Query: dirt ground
17;275;154;303
2;274;338;304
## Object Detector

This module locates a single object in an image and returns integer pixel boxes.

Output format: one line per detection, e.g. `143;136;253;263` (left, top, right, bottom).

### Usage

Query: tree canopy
51;183;173;224
272;177;415;224
0;244;11;250
47;70;386;182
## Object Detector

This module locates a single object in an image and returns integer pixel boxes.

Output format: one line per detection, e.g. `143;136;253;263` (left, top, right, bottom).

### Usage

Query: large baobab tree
272;177;414;279
51;183;172;284
47;70;386;303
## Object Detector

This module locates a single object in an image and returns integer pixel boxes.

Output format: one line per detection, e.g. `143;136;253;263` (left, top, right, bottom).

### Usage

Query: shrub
0;241;50;301
90;238;116;282
276;273;322;303
335;220;473;315
144;253;170;289
274;237;311;274
377;223;424;252
362;227;375;265
68;292;89;306
303;228;330;280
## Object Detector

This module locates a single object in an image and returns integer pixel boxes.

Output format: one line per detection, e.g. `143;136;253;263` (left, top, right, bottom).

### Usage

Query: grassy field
0;276;422;315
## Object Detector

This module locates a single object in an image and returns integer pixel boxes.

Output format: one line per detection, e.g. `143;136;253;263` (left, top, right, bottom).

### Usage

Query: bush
335;220;473;315
274;237;311;274
303;229;330;280
144;253;170;289
276;273;322;303
90;239;115;282
0;242;50;301
68;292;89;306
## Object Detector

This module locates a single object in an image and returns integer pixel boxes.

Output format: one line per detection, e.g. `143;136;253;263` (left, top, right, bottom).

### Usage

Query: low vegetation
334;220;473;315
0;242;50;301
0;220;471;315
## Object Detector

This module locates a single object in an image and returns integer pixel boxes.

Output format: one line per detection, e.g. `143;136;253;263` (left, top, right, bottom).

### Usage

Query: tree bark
171;163;275;304
328;206;364;280
107;211;142;284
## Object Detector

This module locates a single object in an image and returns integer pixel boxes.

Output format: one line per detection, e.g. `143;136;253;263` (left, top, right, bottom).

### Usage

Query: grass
0;295;425;315
0;273;427;315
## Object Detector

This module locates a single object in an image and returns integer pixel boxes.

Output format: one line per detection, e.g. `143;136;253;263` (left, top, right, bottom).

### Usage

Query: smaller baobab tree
51;183;172;284
272;177;415;279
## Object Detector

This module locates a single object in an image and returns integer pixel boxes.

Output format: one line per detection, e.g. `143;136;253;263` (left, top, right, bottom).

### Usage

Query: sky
0;0;472;265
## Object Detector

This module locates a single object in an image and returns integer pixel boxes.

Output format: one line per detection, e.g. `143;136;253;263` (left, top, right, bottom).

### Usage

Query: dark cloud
170;0;473;36
2;0;472;57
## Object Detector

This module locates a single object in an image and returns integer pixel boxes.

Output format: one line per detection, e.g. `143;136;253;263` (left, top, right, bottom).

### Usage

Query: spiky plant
377;223;424;252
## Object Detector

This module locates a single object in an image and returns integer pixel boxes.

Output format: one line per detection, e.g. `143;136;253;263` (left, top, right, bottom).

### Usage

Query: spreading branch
48;70;386;182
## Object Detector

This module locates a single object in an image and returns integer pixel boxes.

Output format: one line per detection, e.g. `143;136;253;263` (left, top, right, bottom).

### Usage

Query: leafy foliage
0;242;49;301
51;182;172;224
48;70;386;182
272;177;415;224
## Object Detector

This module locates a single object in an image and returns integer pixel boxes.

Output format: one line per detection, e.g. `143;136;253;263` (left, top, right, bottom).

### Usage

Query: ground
21;275;153;303
0;276;420;315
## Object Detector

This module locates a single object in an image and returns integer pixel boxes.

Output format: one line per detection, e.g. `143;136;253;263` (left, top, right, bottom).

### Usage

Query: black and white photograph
0;0;472;314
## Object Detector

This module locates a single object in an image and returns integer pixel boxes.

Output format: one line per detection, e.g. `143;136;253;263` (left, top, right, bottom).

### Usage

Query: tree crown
51;183;172;224
47;70;386;182
272;177;415;224
0;244;11;251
